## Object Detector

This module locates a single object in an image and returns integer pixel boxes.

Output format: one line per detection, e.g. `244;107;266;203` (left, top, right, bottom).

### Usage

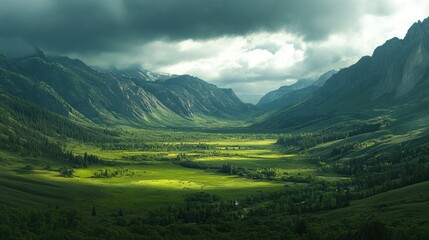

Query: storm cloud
1;0;393;53
1;0;429;103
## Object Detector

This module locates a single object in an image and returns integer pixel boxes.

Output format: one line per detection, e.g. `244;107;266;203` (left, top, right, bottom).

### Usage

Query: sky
1;0;429;103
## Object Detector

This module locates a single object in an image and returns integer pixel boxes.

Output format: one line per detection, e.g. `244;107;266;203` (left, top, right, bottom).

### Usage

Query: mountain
257;79;313;108
312;70;338;87
257;18;429;130
140;75;255;117
0;53;254;127
111;66;173;82
256;70;337;111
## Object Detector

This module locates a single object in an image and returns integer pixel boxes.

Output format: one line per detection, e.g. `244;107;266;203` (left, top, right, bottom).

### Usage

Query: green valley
1;113;428;239
1;4;429;240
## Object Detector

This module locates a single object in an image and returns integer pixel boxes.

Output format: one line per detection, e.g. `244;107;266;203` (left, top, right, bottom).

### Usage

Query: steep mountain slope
0;55;172;124
257;18;429;130
256;70;337;111
0;53;254;127
0;89;114;157
140;75;255;117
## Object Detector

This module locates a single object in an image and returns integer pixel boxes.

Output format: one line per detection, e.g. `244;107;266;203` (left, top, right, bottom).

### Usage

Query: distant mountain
257;18;429;130
140;75;255;117
256;70;337;111
112;66;173;82
312;70;338;87
0;53;254;127
257;79;313;107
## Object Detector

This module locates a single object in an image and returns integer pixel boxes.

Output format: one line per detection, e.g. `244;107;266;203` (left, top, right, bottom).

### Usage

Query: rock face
0;54;254;126
319;18;429;105
258;17;429;129
111;66;173;82
134;74;255;117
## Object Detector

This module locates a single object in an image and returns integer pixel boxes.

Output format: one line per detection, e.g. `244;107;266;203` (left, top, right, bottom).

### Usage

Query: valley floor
0;135;320;215
0;127;428;239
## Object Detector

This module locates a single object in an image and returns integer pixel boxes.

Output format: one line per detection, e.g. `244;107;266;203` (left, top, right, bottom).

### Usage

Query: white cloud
151;32;306;86
77;1;429;104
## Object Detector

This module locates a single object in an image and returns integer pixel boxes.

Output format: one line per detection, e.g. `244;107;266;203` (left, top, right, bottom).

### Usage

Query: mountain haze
257;79;313;107
256;70;337;111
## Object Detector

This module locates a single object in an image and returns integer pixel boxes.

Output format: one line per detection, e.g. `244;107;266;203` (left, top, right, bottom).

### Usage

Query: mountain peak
164;74;210;86
258;17;429;129
404;17;429;42
112;66;172;82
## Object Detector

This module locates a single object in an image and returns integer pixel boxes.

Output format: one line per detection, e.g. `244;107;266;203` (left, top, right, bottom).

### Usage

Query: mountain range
0;53;255;127
256;18;429;130
2;18;429;132
1;13;429;240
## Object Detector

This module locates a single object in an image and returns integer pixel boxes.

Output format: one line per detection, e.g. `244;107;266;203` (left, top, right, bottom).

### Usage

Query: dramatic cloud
0;0;395;53
1;0;429;103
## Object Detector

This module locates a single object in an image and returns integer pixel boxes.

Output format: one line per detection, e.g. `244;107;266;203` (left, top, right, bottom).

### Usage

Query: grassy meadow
0;130;307;216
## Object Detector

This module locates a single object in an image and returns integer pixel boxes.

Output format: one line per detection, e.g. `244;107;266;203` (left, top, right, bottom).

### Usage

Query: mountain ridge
257;17;429;130
0;53;255;127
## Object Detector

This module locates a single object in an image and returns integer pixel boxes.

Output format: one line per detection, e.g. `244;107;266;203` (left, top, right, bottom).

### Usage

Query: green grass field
1;134;302;217
2;126;364;218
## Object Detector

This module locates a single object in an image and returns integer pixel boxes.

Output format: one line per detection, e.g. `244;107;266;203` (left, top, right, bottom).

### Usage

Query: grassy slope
317;181;429;225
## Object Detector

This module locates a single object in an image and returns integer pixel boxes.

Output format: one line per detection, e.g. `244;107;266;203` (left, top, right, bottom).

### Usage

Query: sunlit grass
0;130;349;216
0;156;285;214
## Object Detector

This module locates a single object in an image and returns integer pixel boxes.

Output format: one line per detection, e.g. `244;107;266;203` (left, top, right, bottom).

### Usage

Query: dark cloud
2;0;413;104
0;0;393;54
0;37;41;58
